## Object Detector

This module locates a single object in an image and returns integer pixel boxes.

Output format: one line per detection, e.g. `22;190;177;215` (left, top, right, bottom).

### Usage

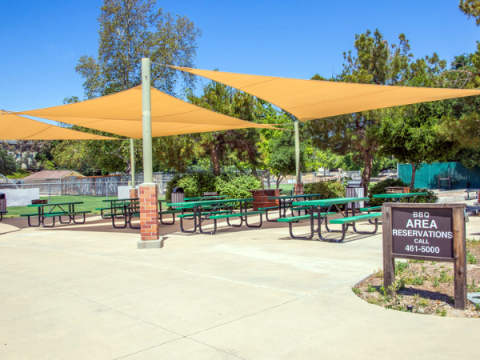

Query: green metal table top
184;195;227;201
267;194;321;200
27;201;84;207
167;198;254;207
103;198;139;203
372;192;428;198
292;197;370;207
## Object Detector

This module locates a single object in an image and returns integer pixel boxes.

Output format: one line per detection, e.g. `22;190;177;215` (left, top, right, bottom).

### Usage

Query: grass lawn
4;195;118;218
279;183;294;193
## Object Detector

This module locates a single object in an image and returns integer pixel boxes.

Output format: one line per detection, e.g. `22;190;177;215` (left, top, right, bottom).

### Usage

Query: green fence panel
398;162;480;190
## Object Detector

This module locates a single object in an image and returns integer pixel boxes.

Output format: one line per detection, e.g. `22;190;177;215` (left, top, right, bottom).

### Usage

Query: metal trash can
345;180;364;210
0;192;6;212
171;187;185;208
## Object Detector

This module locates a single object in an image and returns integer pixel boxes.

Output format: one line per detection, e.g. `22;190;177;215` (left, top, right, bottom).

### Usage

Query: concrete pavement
0;212;479;359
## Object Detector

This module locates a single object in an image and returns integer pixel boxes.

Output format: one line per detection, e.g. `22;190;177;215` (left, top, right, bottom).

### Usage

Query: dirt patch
353;239;480;318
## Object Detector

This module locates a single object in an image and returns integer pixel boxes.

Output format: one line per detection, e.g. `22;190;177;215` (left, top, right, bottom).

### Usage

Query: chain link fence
0;173;174;198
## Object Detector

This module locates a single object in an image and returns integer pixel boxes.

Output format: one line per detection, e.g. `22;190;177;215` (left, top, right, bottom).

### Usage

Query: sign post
382;203;467;309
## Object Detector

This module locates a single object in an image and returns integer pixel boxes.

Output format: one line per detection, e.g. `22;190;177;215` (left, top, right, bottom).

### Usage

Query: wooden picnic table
291;197;372;242
265;193;322;220
23;201;89;227
166;198;258;234
372;192;428;203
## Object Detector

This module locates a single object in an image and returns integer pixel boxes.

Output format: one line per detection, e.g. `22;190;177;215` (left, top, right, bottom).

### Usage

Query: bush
215;174;261;199
165;172;261;201
304;179;346;199
368;179;437;206
165;172;216;201
368;179;408;206
401;188;438;204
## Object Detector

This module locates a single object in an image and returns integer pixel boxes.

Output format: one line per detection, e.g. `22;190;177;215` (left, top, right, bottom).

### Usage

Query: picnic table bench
290;197;376;242
167;198;264;235
0;210;7;221
21;201;90;227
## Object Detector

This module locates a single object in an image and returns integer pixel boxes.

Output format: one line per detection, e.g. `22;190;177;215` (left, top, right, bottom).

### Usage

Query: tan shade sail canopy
15;86;274;138
0;112;115;140
171;66;480;121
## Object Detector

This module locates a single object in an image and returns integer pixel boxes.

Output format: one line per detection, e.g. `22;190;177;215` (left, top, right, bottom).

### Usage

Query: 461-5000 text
405;245;440;254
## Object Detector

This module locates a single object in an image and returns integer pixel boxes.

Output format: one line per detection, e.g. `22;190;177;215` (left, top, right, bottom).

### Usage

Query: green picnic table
372;192;428;203
290;197;377;242
264;193;322;221
0;210;7;221
166;198;262;234
101;198;140;229
184;195;227;201
22;201;90;227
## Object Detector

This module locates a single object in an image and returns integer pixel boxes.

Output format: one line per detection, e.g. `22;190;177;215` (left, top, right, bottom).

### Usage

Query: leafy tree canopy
0;149;16;176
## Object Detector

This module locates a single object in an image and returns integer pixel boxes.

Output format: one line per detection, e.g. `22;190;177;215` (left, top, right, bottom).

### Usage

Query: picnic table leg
352;217;379;235
179;206;199;233
27;214;42;227
112;205;128;229
287;207;314;240
265;208;277;222
42;215;56;228
245;213;263;228
324;205;344;233
317;207;345;242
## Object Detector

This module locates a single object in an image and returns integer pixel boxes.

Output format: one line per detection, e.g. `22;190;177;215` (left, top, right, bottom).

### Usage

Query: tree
459;0;480;25
306;29;413;191
76;0;201;98
268;131;307;188
0;149;16;175
377;104;456;189
376;54;457;188
58;0;201;174
186;80;264;175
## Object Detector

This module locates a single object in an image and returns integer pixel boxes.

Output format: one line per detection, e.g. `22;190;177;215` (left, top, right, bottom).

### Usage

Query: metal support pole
130;138;136;188
141;58;153;183
294;120;301;184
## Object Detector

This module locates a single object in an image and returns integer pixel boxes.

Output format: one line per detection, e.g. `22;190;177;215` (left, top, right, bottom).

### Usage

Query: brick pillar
129;188;138;199
294;182;304;195
137;183;161;249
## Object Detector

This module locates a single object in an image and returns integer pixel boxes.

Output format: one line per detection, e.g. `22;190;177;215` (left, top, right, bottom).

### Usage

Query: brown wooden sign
383;203;467;310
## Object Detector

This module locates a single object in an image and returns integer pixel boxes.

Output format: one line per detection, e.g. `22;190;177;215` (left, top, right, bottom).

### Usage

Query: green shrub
165;174;183;201
304;179;345;199
177;172;216;198
215;174;261;199
368;178;408;206
165;172;261;202
368;179;437;206
401;188;437;204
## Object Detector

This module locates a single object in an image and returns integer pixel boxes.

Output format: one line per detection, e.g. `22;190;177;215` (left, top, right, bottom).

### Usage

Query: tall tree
58;0;201;174
377;104;456;189
306;29;412;190
76;0;201;98
187;80;264;175
459;0;480;25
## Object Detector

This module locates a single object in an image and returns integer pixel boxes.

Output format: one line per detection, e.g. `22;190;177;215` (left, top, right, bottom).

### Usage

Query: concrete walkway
0;212;479;359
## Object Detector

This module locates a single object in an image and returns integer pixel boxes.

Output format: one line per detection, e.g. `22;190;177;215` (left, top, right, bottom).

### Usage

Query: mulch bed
353;239;480;318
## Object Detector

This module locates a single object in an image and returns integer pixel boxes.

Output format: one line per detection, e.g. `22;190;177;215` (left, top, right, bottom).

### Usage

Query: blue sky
1;0;479;112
